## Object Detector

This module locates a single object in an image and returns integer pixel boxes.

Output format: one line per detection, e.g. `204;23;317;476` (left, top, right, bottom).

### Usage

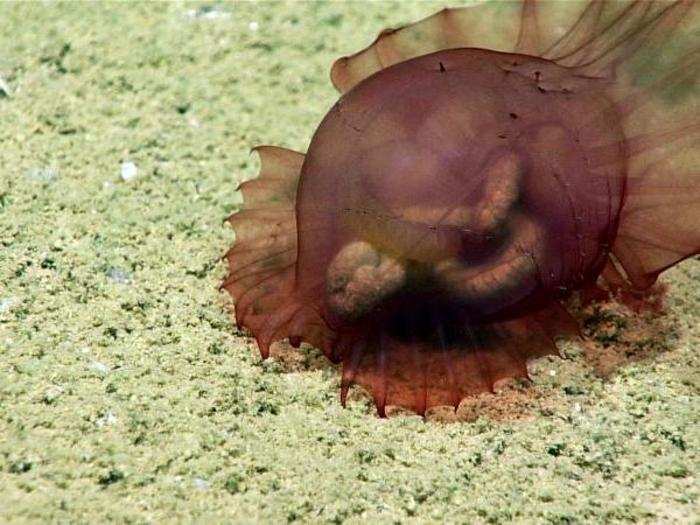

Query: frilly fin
221;146;331;357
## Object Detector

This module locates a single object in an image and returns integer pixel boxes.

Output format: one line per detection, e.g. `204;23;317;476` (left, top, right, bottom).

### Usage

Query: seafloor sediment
0;2;697;523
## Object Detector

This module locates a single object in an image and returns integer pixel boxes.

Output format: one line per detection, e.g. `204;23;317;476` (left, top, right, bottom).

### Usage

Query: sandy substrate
0;2;697;523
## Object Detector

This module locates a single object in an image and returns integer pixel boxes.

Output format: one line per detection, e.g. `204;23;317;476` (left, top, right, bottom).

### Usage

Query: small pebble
0;75;10;97
106;267;132;284
96;411;118;427
90;361;110;376
186;6;231;20
26;167;58;182
193;478;210;491
0;297;15;313
120;161;138;181
43;386;64;404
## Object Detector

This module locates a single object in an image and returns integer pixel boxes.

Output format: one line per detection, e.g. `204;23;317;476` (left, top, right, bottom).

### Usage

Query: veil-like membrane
224;1;699;416
331;1;590;93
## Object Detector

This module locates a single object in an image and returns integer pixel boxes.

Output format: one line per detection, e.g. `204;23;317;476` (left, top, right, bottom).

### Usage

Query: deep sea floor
0;2;697;523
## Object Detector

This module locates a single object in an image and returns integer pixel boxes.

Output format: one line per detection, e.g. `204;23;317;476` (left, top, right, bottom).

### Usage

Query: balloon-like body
223;1;700;416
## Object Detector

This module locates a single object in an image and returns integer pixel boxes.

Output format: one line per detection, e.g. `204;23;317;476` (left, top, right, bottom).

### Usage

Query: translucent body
301;49;625;324
223;1;700;416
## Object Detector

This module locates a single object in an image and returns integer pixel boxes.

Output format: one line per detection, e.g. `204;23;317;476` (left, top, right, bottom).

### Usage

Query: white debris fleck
43;386;64;404
106;267;132;284
0;297;15;313
96;411;118;428
248;21;259;31
120;161;138;181
26;167;58;182
90;361;110;375
548;369;557;377
0;75;10;97
186;6;231;20
193;477;210;490
573;403;582;413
